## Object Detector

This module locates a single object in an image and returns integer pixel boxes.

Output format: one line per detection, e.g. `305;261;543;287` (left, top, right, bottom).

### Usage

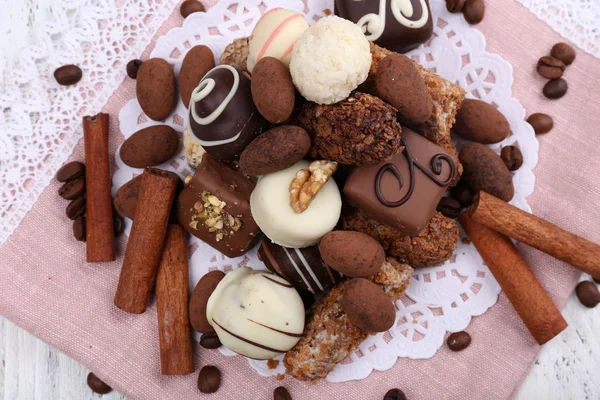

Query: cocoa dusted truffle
295;92;403;166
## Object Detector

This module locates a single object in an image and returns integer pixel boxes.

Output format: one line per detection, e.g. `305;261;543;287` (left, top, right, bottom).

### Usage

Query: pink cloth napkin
1;1;599;399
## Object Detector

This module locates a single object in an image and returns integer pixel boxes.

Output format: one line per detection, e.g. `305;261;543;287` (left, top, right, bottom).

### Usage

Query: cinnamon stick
156;224;194;375
469;191;600;276
114;168;179;314
83;113;115;262
459;213;567;345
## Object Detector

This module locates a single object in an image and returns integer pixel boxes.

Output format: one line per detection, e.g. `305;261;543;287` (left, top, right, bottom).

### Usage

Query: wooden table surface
1;1;599;399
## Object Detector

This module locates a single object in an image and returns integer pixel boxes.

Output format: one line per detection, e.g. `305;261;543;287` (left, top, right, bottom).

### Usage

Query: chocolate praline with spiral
188;65;267;161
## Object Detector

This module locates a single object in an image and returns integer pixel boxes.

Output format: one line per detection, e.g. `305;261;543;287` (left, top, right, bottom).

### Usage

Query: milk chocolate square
344;128;457;236
177;155;260;258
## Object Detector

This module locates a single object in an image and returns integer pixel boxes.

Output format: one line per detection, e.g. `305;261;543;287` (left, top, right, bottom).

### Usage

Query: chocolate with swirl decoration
335;0;433;53
344;128;457;236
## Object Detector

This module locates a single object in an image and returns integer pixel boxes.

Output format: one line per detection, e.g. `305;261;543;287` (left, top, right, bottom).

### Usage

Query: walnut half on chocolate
295;92;403;166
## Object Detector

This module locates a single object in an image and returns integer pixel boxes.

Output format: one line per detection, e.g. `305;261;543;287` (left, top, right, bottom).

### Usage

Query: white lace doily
113;0;538;383
517;0;600;58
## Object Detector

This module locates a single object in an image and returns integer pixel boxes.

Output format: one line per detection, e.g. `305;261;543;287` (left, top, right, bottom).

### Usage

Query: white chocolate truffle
250;160;342;248
247;8;309;73
206;267;305;360
290;16;372;105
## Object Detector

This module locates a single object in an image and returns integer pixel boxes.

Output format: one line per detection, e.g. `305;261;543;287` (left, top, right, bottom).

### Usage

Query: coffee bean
54;65;83;86
198;365;221;394
200;333;222;349
437;197;462;219
384;388;407;400
536;56;565;79
593;276;600;284
446;0;466;13
451;181;475;207
113;213;125;237
543;78;568;99
576;281;600;308
500;146;524;171
273;386;292;400
56;161;85;182
551;42;576;65
87;372;112;394
527;113;553;134
66;197;86;220
447;331;471;351
73;216;86;241
58;178;86;200
180;0;205;18
126;59;143;79
462;0;484;24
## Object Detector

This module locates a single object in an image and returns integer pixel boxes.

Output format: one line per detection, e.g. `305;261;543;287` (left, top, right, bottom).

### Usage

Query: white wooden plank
34;340;60;400
0;317;5;399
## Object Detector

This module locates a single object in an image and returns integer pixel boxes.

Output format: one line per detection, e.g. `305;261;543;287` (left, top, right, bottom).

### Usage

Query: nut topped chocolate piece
344;128;457;236
177;154;260;258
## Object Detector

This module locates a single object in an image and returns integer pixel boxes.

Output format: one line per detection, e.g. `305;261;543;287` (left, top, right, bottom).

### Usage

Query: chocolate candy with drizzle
335;0;433;53
187;65;267;162
344;128;457;236
258;237;342;297
206;267;305;360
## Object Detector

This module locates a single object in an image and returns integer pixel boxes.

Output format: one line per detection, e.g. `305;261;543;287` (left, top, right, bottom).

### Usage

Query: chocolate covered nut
527;113;554;134
319;231;385;278
200;333;222;349
437;197;461;219
179;45;216;108
198;366;221;394
239;126;311;176
181;0;205;18
451;181;475;207
500;146;523;171
54;65;82;86
462;0;485;24
375;53;433;125
251;57;295;124
551;43;576;65
459;142;514;202
136;58;177;121
126;59;143;79
576;281;600;308
58;177;86;200
189;270;226;333
86;372;112;394
119;125;179;168
543;78;568;99
447;331;471;351
454;99;510;144
342;278;395;332
274;387;292;400
66;197;86;220
73;216;86;241
56;161;85;182
114;175;142;219
384;389;407;400
113;213;125;237
446;0;466;12
537;56;566;79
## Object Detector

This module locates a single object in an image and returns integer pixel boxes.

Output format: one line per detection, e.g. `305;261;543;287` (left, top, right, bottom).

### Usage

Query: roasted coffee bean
437;197;462;219
58;178;86;200
126;59;143;79
56;161;85;182
462;0;484;24
551;42;576;65
543;78;568;99
87;372;112;394
66;197;86;220
180;0;205;18
451;181;475;207
593;276;600;284
500;146;524;171
576;281;600;308
536;56;565;79
527;113;553;134
384;388;407;400
54;65;83;86
73;216;86;241
200;333;222;349
273;386;292;400
446;0;466;13
447;331;471;351
198;366;221;393
113;213;125;237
